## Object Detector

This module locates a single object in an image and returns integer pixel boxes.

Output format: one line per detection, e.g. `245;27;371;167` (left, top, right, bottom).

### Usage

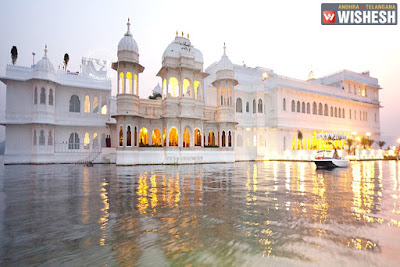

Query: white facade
0;21;382;164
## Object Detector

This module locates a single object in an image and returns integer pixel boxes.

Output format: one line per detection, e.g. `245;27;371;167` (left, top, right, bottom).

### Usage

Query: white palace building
0;20;382;165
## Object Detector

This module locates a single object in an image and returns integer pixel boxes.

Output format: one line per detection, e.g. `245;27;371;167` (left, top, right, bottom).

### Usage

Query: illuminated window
69;133;80;149
220;87;226;105
40;88;46;104
237;134;243;147
34;87;38;104
127;126;131;146
292;137;296;150
139;127;149;146
84;95;90;113
283;98;286;111
208;131;215;146
183;79;190;97
93;133;98;149
101;98;107;114
152;129;161;146
194;81;200;100
119;126;123;146
169;128;178;146
93;96;99;113
48;130;53;146
126;72;133;94
253;135;257;147
49;89;54;106
183;128;190;147
297;101;300;113
39;130;45;145
134;74;138;95
162;79;167;97
119;72;124;94
236;98;242;112
168;77;179;97
194;129;201;146
246;138;250;147
84;132;90;149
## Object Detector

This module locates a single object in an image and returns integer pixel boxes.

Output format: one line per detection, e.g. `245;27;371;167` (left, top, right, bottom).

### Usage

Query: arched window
307;103;310;114
324;104;328;116
163;128;167;146
312;102;317;114
84;95;90;113
84;132;90;149
139;127;149;146
34;87;38;104
33;130;37;146
339;108;341;118
302;102;305;113
93;133;98;149
228;131;232;147
221;87;226;105
246;102;249;112
40;87;46;104
342;108;345;119
194;80;201;100
152;129;161;146
183;128;190;147
330;107;333;117
297;101;301;113
101;98;107;114
208;131;215;146
183;79;191;97
253;99;256;113
134;74;138;95
39;130;45;145
237;134;243;147
291;100;295;112
134;127;138;146
258;99;263;113
318;103;323;115
283;98;286;111
168;77;179;97
69;95;80;112
169;128;178;146
49;89;53;106
126;126;131;146
119;72;124;94
93;96;99;113
335;107;338;117
126;72;133;94
119;126;123;146
48;130;53;146
236;98;242;113
69;133;80;149
194;129;201;146
222;131;226;147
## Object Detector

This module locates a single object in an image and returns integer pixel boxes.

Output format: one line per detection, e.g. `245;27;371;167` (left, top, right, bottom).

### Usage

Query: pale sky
0;0;399;144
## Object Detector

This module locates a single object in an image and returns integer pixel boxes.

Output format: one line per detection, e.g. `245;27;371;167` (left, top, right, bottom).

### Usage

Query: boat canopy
315;133;347;140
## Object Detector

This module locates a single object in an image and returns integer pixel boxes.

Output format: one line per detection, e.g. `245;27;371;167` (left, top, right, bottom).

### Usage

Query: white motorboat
313;133;349;169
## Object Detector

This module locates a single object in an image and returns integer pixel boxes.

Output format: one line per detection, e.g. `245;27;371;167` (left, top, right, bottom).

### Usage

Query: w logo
323;11;336;23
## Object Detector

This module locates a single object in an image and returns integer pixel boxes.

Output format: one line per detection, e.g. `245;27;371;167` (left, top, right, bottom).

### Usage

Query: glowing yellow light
366;132;371;137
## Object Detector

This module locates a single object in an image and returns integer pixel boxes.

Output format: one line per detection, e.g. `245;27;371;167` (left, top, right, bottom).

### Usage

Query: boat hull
314;159;349;169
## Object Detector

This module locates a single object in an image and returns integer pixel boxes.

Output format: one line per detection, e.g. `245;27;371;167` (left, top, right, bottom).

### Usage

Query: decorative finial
176;30;178;37
126;17;131;35
223;42;226;56
187;33;189;39
44;44;48;58
182;31;184;37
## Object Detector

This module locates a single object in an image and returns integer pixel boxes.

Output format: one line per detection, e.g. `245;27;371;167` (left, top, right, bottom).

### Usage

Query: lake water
1;161;400;266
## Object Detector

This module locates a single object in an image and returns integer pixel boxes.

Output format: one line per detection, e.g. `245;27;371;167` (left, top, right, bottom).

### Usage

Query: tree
64;53;69;71
148;92;161;100
361;137;369;149
297;130;303;150
347;138;354;154
378;141;386;149
11;46;18;65
367;139;374;149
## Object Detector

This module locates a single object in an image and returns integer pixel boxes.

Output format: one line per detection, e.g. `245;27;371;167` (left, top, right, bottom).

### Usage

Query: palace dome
216;54;233;72
162;36;203;63
118;19;138;54
34;46;55;73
